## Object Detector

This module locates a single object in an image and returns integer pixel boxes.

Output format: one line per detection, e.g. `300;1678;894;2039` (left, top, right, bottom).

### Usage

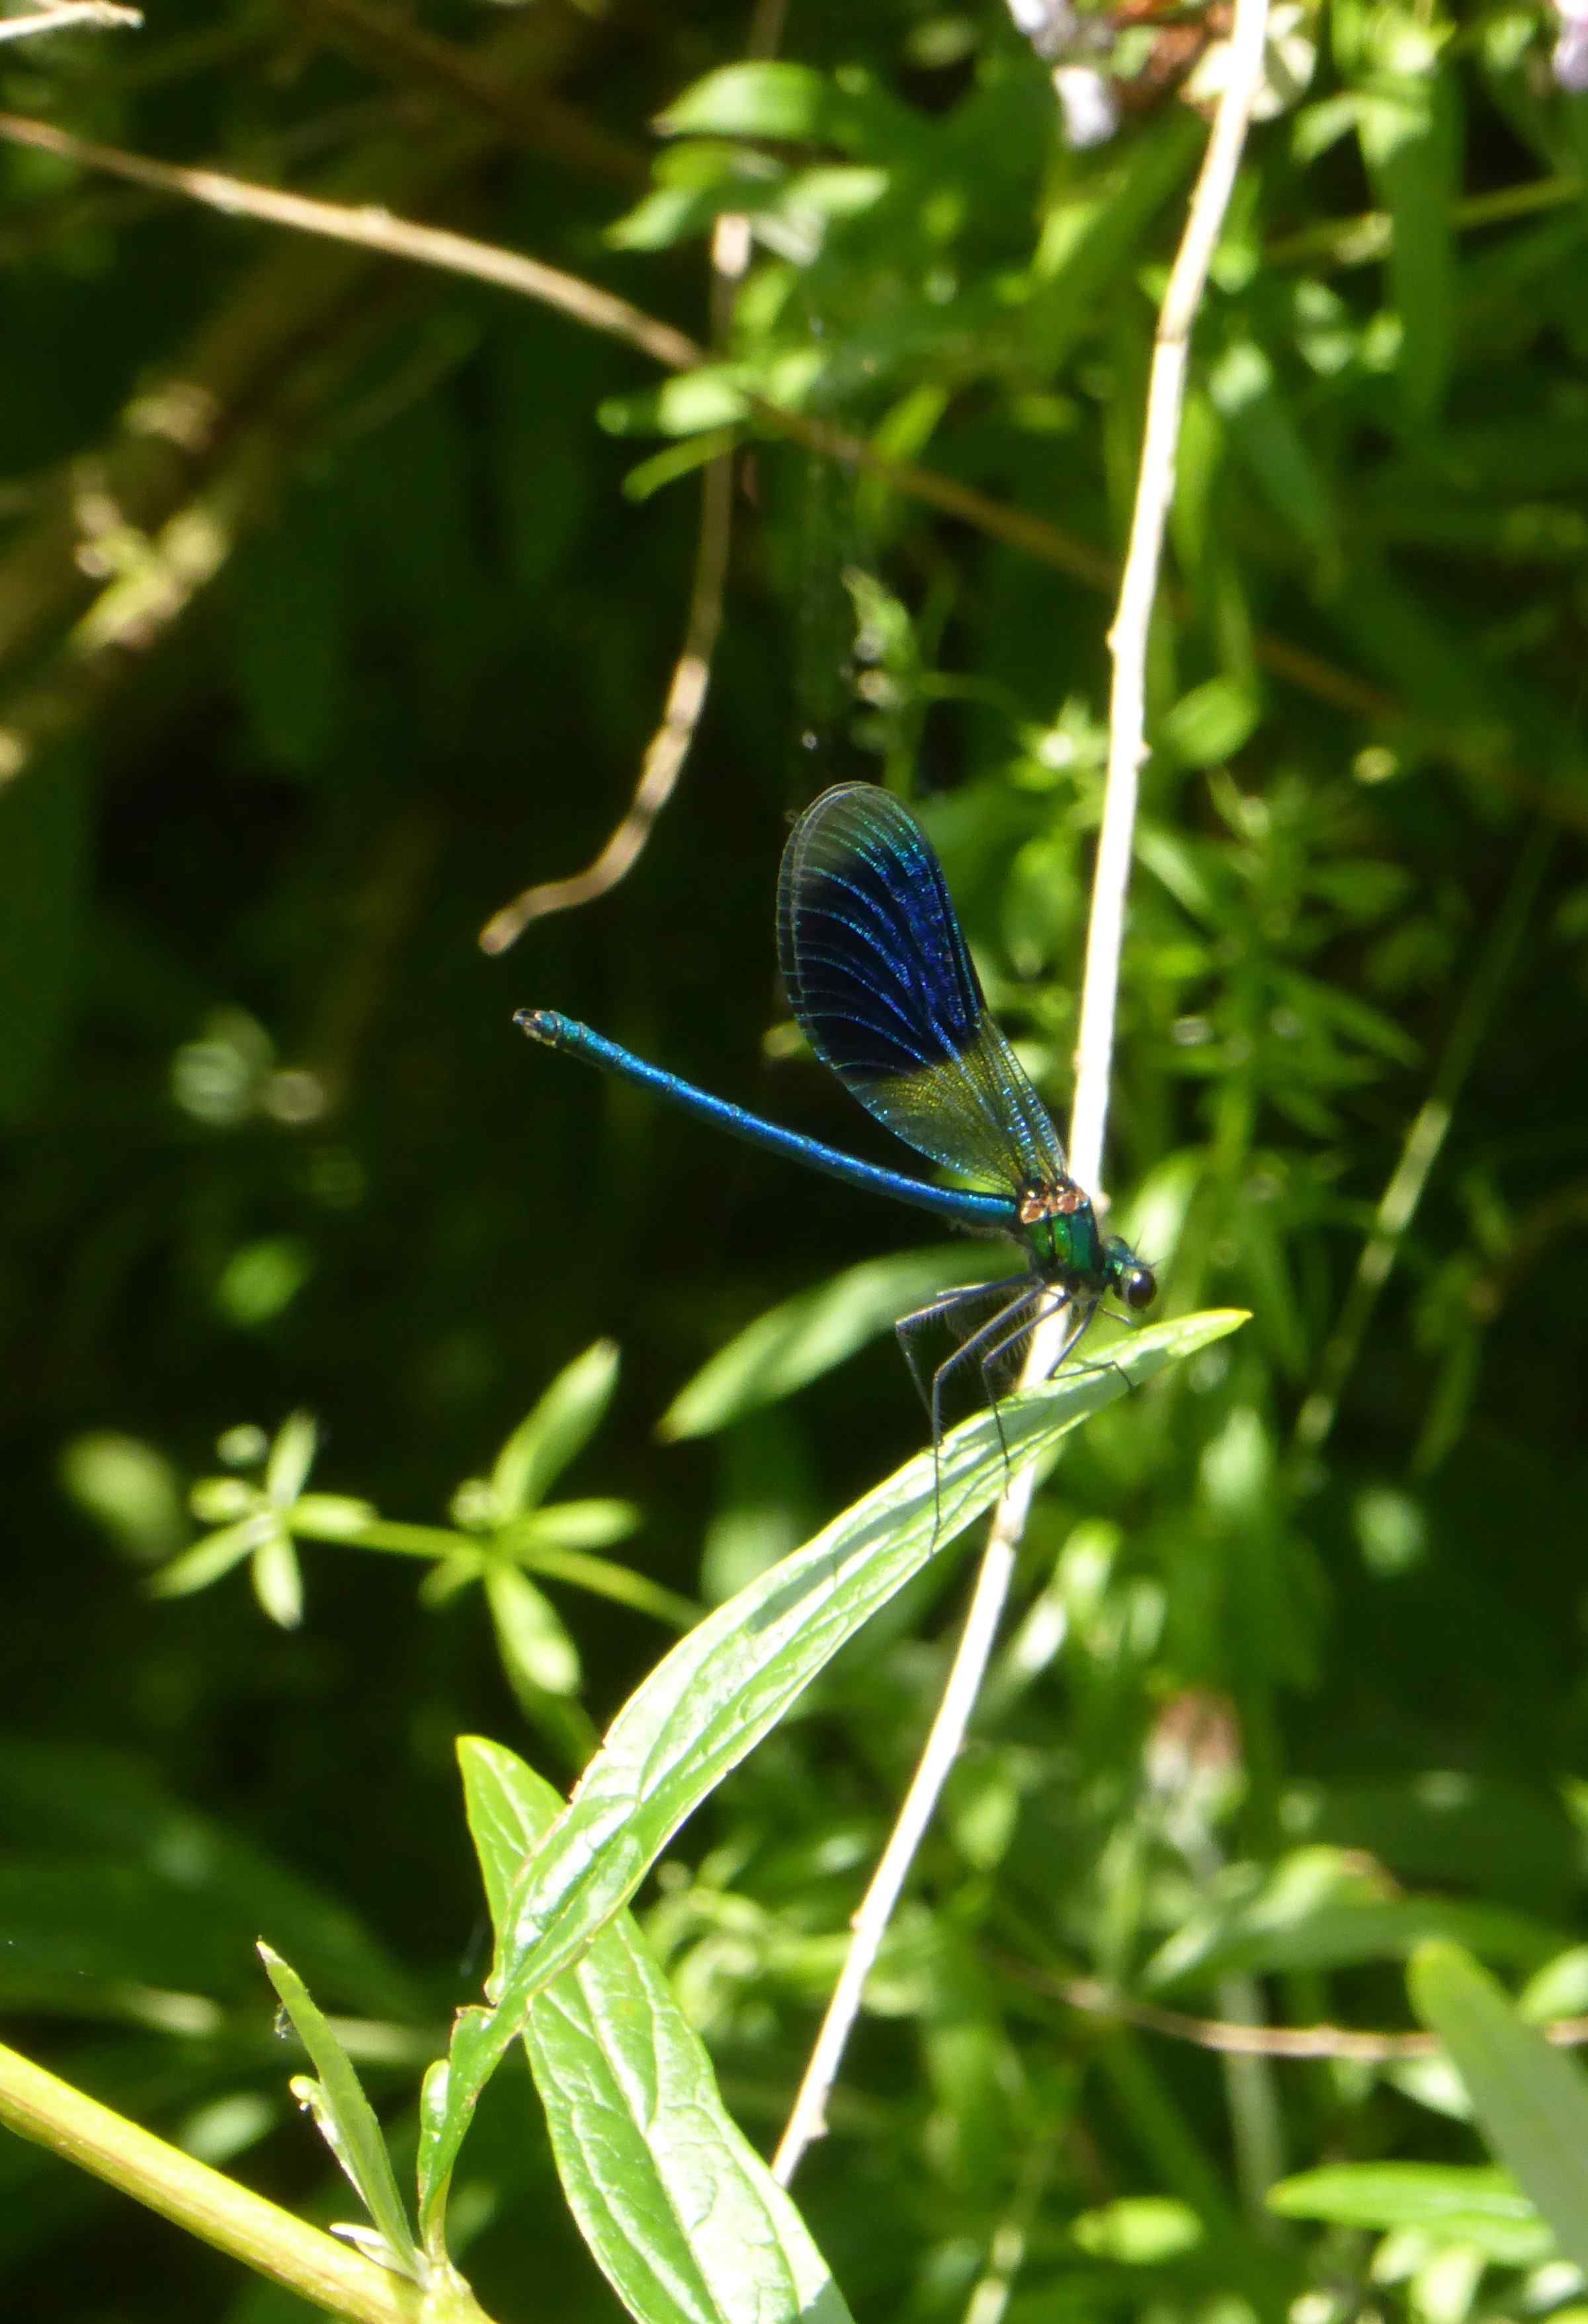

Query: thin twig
769;0;1274;2188
0;265;423;785
476;0;787;944
0;112;704;373
1043;1974;1588;2061
13;101;1587;829
0;106;1462;773
0;1;140;42
478;453;731;946
1292;823;1554;1457
1073;0;1271;1188
289;0;648;188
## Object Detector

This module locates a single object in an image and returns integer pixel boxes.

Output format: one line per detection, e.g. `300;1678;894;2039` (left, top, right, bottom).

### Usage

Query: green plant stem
284;1515;697;1626
1094;2033;1239;2227
513;1544;698;1630
1292;823;1556;1458
1267;173;1585;270
0;2038;491;2324
296;1517;473;1557
1095;2037;1293;2307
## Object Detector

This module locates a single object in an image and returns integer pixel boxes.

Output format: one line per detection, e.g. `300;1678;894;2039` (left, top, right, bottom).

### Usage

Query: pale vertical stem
1070;0;1273;1192
772;0;1274;2186
769;1516;1024;2184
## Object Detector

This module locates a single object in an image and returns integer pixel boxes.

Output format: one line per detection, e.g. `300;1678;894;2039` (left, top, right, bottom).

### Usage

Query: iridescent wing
776;784;1068;1198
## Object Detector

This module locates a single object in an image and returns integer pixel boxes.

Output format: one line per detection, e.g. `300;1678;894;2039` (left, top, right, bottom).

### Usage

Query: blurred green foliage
4;1;1588;2319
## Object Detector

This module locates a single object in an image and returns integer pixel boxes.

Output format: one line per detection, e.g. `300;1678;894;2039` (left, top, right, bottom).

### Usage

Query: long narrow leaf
658;1246;1011;1440
1268;2161;1549;2264
491;1341;620;1519
1409;1939;1588;2274
454;1739;853;2324
416;1310;1244;2216
259;1943;422;2284
503;1311;1241;2000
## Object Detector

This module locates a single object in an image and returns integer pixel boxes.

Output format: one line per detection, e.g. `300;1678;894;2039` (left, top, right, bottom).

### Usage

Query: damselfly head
1105;1240;1157;1313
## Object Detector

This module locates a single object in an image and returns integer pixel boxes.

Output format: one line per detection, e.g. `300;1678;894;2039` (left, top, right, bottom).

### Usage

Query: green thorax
1015;1179;1107;1290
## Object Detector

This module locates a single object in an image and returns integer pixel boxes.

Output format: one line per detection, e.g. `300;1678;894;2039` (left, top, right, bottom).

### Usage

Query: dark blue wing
776;784;1067;1196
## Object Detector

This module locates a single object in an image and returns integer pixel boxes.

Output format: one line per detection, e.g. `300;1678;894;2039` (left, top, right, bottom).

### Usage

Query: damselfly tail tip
514;1007;558;1043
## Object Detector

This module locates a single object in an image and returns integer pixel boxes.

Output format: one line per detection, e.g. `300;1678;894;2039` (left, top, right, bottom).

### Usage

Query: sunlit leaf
149;1514;276;1599
658;1247;1013;1440
265;1412;319;1506
417;1312;1243;2214
656;61;896;154
1409;1940;1588;2274
1269;2161;1550;2264
483;1563;581;1700
1146;1848;1565;1989
259;1944;423;2285
496;1317;1238;1999
490;1342;620;1521
453;1739;855;2324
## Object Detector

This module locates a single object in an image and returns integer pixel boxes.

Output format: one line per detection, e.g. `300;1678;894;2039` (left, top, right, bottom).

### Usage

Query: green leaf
251;1526;304;1629
513;1542;696;1631
516;1499;640;1550
1156;677;1262;770
608;172;760;256
623;431;738;504
1409;1940;1588;2274
1268;2162;1550;2264
1206;340;1343;577
58;1432;186;1562
417;1313;1242;2221
258;1944;423;2286
656;62;880;151
700;1411;808;1602
417;2007;507;2262
216;1234;313;1328
0;1742;421;2018
1146;1848;1565;1989
600;370;754;439
1071;2197;1204;2264
148;1513;277;1598
1270;968;1422;1067
658;1247;1015;1440
1296;1775;1580;1918
455;1739;855;2324
265;1412;319;1506
489;1341;620;1520
1521;1946;1588;2021
483;1563;581;1700
1327;553;1509;748
290;1493;380;1539
1029;109;1204;373
1356;20;1459;423
493;1313;1237;2001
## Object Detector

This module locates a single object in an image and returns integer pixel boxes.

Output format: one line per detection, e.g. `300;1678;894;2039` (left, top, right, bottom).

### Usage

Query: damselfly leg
896;1275;1046;1536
